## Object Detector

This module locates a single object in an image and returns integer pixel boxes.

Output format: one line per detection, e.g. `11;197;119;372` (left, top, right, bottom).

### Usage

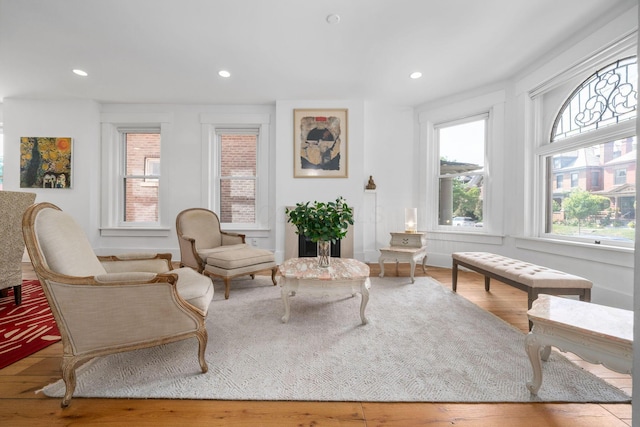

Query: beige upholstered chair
176;208;277;299
22;202;214;408
0;190;36;305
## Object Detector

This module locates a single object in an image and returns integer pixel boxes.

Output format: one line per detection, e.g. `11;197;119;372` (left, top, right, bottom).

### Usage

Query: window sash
216;129;259;226
436;116;487;229
120;130;161;225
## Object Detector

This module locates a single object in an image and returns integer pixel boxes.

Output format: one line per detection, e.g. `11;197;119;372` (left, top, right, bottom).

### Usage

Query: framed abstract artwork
20;137;72;188
293;108;348;178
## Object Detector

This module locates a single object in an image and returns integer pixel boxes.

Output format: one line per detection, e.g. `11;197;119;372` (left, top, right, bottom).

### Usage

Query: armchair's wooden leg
250;274;255;280
271;267;277;286
13;285;22;305
60;356;88;408
224;278;231;299
196;328;208;373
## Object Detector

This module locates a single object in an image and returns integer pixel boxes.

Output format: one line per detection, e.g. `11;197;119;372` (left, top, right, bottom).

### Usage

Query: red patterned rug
0;280;61;369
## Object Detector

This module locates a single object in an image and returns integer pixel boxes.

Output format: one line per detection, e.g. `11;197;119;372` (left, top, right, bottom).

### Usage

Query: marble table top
279;257;370;280
527;294;632;344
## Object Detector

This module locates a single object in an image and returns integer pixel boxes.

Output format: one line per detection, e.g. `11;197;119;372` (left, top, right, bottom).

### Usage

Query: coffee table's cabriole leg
525;332;544;394
360;279;370;325
281;287;291;323
378;256;385;278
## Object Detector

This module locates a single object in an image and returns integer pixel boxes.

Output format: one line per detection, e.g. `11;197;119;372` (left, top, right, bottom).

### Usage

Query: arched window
552;57;637;141
541;56;637;247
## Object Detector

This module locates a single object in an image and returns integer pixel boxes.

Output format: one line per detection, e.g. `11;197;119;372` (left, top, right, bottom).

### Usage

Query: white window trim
522;38;637;253
200;113;270;231
418;89;506;240
435;113;488;232
100;113;173;237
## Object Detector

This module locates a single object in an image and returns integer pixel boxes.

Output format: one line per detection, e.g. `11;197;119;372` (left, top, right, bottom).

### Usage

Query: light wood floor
0;263;632;426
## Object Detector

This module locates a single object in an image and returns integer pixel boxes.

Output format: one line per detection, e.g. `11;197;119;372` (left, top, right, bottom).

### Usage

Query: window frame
200;113;270;231
215;128;259;226
418;89;505;241
100;113;172;237
528;51;637;249
435;114;488;231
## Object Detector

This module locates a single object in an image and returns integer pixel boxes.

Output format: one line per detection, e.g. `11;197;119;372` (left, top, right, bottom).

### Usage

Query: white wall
272;100;415;263
413;5;637;309
2;99;414;265
3;99;101;244
1;6;635;310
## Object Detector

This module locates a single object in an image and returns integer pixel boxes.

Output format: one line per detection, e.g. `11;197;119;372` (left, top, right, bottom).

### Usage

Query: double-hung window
217;130;257;225
100;113;172;236
534;56;637;247
200;113;270;231
122;130;161;223
436;115;487;229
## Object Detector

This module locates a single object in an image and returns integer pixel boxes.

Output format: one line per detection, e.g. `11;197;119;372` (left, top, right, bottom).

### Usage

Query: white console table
378;232;427;283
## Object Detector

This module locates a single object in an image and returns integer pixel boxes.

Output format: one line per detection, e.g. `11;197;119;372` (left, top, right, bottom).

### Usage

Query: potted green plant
286;196;354;267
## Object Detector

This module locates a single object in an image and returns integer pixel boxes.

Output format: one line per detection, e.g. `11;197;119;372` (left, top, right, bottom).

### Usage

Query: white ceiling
0;0;636;107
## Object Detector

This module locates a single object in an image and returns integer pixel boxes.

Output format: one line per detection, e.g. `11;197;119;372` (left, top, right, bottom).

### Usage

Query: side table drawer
390;232;426;247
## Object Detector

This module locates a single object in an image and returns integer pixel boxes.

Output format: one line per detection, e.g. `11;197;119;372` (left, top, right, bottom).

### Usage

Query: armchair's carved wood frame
176;208;278;299
176;208;246;273
23;203;210;408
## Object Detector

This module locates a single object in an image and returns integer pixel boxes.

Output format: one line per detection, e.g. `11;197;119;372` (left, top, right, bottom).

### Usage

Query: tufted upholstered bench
452;252;592;326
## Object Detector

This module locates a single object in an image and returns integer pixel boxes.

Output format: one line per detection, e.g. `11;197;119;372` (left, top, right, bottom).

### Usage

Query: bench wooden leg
452;261;458;292
484;276;490;292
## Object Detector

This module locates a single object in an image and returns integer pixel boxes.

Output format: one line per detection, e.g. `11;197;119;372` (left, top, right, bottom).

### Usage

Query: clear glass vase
317;240;331;268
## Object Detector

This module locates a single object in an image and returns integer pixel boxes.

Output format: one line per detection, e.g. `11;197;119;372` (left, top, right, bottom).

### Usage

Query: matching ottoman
202;244;277;299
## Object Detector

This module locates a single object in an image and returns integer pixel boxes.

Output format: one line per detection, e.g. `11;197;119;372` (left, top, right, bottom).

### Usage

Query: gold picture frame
293;108;348;178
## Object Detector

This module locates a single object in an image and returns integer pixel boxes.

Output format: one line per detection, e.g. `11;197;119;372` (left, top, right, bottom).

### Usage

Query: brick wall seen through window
125;133;160;222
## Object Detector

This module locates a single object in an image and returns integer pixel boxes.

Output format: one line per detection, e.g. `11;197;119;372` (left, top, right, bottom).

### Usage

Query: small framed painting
20;137;72;188
293;108;348;178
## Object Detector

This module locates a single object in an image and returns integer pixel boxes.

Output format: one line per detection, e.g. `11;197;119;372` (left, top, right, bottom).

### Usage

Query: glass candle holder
405;208;417;233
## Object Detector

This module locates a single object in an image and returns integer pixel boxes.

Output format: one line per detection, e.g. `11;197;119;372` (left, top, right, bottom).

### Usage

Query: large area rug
0;280;61;369
42;276;630;402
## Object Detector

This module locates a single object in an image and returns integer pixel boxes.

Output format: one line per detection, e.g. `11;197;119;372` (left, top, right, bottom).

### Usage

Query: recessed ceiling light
72;69;88;77
410;72;422;79
218;70;231;78
326;14;341;24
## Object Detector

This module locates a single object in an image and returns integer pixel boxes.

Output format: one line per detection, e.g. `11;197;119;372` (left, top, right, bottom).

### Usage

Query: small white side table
278;258;371;325
378;232;427;283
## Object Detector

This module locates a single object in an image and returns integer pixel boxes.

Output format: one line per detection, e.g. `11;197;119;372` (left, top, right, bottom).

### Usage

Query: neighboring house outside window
123;132;160;223
537;56;637;246
217;131;257;225
556;174;563;189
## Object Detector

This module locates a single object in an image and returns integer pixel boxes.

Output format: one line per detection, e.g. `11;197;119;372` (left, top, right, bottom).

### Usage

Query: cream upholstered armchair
176;208;277;299
22;202;214;408
0;190;36;305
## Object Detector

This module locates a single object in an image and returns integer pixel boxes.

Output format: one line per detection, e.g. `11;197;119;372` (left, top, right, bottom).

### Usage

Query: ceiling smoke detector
326;14;340;24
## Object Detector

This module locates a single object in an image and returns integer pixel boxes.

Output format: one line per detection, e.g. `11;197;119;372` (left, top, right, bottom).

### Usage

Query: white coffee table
278;257;371;325
525;294;632;395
